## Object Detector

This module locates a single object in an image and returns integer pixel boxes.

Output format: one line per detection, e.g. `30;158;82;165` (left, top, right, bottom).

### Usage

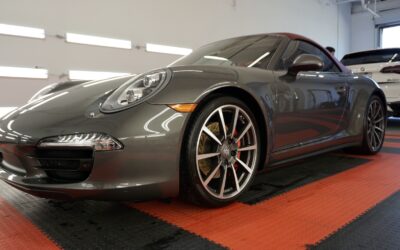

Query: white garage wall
351;12;376;52
0;0;351;107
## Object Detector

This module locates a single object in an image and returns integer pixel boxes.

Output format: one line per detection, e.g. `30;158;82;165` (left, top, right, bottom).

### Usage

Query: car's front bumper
0;170;175;201
0;103;189;200
0;146;179;201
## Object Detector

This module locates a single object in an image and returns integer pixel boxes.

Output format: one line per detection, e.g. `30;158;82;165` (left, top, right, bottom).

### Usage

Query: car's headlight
38;133;123;151
101;69;171;113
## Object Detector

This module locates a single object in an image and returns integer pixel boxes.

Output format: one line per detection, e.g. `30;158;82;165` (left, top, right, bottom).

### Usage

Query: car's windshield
170;35;281;69
341;49;400;66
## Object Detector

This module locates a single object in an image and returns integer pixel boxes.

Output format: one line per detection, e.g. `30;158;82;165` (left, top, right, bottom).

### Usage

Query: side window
225;36;281;69
276;41;340;72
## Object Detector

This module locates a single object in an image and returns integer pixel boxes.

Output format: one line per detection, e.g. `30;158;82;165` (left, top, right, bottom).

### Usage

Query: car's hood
0;65;247;144
0;75;132;143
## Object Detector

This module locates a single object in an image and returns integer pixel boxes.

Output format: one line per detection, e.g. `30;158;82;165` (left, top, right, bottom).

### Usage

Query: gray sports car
0;33;387;207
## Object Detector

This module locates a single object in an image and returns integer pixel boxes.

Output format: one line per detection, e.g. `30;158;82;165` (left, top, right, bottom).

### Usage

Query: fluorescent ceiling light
69;70;130;81
0;66;48;79
204;55;229;61
248;52;270;68
66;33;132;49
146;43;192;56
0;107;17;118
0;23;45;39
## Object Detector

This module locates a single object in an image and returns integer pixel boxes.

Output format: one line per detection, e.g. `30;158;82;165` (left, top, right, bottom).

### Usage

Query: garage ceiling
350;0;400;14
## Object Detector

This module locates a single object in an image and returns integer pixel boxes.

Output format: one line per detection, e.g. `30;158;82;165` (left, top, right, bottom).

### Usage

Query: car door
272;40;349;151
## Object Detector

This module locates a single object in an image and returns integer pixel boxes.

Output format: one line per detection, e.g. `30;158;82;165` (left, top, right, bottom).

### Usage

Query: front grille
36;148;93;159
38;158;92;171
36;148;94;183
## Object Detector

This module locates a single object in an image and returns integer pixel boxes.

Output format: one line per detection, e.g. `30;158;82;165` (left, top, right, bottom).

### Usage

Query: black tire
350;95;386;155
181;96;261;207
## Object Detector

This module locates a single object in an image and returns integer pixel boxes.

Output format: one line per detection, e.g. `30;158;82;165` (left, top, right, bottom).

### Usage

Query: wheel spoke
231;164;240;191
375;126;384;133
373;102;378;118
374;105;381;119
371;104;376;121
368;105;373;117
230;108;239;139
218;108;227;139
374;116;384;124
204;161;223;186
197;152;220;161
374;130;382;147
202;126;222;145
235;157;253;174
219;165;228;197
238;144;257;152
235;123;252;143
371;130;377;148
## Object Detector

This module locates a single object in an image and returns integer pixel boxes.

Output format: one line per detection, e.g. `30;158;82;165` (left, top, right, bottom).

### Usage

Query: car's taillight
381;65;400;74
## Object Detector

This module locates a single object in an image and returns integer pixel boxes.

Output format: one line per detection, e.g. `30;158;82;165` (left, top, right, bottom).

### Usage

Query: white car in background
342;48;400;116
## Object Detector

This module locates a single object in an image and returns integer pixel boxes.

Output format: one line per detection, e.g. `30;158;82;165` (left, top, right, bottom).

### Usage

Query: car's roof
344;48;400;57
228;32;350;73
278;33;350;73
235;32;317;44
199;32;350;73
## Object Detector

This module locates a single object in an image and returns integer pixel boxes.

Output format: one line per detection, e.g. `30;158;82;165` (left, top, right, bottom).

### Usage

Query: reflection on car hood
12;75;131;117
0;76;131;143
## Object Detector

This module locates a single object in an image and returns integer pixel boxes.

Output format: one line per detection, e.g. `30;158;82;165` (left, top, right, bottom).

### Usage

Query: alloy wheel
367;99;385;151
195;104;258;200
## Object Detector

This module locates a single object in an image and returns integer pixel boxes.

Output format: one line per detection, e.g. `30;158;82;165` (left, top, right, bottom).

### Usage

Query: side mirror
288;54;324;76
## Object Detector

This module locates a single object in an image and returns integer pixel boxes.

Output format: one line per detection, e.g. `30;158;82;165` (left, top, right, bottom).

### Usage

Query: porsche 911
0;33;386;206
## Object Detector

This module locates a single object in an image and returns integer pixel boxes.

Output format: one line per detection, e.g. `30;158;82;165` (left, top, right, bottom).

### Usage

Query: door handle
335;85;347;93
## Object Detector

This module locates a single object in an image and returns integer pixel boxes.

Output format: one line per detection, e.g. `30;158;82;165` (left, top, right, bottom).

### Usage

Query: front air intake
36;148;94;183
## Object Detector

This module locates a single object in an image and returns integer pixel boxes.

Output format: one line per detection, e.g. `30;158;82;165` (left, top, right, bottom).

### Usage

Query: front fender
148;65;277;170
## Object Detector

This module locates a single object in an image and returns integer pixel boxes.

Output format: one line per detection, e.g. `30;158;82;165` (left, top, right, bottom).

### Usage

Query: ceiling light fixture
66;33;132;49
0;23;45;39
146;43;192;56
0;66;48;79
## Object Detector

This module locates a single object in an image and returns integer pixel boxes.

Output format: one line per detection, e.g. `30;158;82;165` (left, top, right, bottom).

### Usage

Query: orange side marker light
168;103;197;113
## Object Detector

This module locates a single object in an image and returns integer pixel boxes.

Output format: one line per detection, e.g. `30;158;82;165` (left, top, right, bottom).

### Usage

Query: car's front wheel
182;96;260;207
